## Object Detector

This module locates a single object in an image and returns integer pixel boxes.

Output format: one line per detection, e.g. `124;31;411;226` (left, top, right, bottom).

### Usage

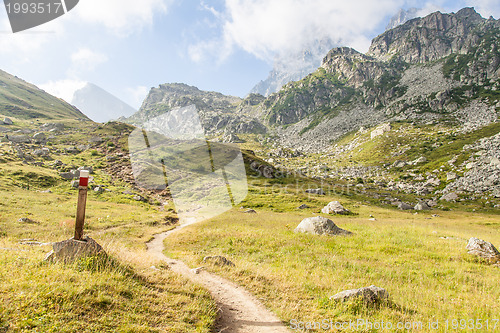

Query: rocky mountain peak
455;7;483;20
368;7;493;64
320;47;388;89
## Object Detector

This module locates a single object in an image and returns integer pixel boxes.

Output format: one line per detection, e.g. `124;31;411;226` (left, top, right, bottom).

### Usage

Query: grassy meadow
165;178;500;332
1;114;499;332
0;185;217;332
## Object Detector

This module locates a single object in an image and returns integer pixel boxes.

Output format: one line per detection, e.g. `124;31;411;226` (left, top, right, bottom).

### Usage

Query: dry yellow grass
165;197;500;332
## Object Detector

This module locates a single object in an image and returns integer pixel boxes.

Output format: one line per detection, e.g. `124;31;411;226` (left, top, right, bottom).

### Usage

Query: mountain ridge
128;7;499;156
0;69;88;121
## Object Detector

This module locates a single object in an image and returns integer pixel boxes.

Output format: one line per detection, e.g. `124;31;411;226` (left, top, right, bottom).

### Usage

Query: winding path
146;226;290;333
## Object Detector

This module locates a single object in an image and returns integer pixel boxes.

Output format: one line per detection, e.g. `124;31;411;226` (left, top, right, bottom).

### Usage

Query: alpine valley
0;7;499;333
127;7;500;208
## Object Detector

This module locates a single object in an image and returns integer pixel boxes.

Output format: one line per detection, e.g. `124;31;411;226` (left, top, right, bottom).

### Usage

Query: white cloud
191;0;407;63
125;85;150;109
416;3;445;17
70;48;108;73
465;0;500;18
39;79;87;103
75;0;171;36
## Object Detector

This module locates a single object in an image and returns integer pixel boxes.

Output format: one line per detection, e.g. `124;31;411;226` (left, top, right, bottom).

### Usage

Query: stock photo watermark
290;318;499;331
290;318;500;332
3;0;79;33
128;105;248;225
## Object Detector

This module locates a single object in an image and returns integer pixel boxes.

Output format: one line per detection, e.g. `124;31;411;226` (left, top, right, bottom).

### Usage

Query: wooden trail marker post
74;170;89;241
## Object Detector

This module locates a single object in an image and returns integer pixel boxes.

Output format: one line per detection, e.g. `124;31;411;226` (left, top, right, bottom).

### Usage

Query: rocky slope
130;8;499;151
127;83;267;139
368;8;496;63
262;7;500;152
126;7;500;202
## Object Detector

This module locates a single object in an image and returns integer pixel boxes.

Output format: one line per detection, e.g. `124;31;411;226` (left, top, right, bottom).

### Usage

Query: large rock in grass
294;216;352;236
45;236;106;263
321;201;350;215
440;192;459;202
466;238;500;265
305;188;325;195
7;135;30;143
414;202;431;211
33;132;46;143
398;202;413;210
330;285;389;305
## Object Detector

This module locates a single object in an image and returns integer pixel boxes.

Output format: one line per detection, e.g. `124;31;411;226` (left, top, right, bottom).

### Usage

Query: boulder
45;236;106;263
392;160;407;168
40;123;64;131
7;135;30;143
3;118;13;125
440;192;459;202
202;255;235;267
250;161;275;178
466;238;500;264
243;209;257;214
260;165;274;178
77;144;90;151
297;204;310;209
294;216;352;236
65;147;80;154
133;195;146;202
446;172;457;181
94;186;105;193
427;200;438;207
321;201;350;215
33;149;44;157
33;132;46;143
305;188;325;195
398;202;413;210
425;178;441;187
222;132;244;143
414;202;431;211
78;166;93;174
330;285;389;305
18;217;39;224
33;148;50;157
465;162;476;169
370;123;391;139
411;156;427;165
59;171;77;180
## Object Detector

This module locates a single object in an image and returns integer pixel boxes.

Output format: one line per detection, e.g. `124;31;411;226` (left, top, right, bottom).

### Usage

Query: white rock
321;201;350;215
330;285;389;305
294;216;352;236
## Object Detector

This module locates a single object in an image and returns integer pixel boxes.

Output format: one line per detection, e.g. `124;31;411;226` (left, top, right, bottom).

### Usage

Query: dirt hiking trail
147;226;291;333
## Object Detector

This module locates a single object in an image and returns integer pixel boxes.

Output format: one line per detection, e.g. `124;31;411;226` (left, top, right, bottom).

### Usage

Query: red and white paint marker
79;169;89;187
75;170;89;240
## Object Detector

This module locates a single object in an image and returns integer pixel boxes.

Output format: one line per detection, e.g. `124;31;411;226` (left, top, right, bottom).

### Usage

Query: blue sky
0;0;499;110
